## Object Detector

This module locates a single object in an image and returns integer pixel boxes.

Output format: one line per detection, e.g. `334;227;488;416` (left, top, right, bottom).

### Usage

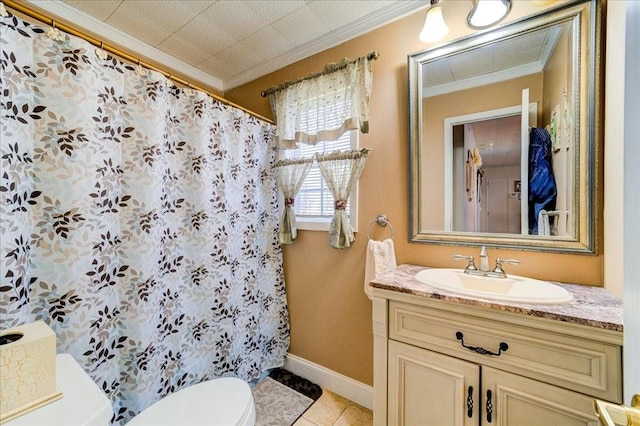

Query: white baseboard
284;353;373;410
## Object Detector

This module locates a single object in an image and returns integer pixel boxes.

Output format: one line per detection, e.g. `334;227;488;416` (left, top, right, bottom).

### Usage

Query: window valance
265;53;376;149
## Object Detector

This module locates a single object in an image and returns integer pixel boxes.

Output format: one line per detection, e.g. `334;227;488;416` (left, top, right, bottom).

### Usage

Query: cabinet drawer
389;301;622;402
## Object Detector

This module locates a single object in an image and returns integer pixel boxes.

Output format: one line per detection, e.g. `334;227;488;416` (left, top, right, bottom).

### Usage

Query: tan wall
421;74;543;230
542;23;571;126
225;1;600;386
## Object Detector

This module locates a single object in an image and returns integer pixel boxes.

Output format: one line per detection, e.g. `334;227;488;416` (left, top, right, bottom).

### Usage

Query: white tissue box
0;321;63;424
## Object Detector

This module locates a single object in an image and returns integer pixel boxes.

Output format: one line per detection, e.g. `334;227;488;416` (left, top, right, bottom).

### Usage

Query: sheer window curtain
315;149;370;248
274;158;313;244
266;54;374;247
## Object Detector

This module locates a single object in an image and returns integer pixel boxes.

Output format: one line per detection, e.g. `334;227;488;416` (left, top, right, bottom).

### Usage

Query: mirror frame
408;0;603;254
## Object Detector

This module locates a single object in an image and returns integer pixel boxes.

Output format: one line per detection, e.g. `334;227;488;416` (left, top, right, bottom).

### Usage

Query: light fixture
419;0;513;44
467;0;512;30
419;0;449;43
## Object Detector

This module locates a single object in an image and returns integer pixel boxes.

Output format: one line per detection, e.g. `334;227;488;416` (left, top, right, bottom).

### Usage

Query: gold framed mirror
408;0;603;254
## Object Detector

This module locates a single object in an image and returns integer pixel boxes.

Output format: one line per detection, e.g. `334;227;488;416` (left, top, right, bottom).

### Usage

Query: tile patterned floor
293;389;373;426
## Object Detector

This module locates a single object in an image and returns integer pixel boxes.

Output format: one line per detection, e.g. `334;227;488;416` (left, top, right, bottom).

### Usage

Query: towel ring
367;214;394;240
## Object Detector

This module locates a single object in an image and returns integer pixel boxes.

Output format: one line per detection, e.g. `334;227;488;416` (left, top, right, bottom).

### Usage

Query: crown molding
25;0;225;91
222;1;429;91
423;62;544;98
24;0;427;93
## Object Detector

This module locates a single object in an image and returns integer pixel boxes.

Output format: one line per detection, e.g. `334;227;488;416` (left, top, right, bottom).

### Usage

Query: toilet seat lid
127;377;254;426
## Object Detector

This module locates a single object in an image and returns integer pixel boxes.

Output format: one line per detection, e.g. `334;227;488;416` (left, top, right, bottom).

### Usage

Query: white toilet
126;377;255;426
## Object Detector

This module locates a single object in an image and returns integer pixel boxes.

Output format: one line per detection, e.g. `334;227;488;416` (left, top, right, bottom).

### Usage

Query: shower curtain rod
260;51;380;98
2;0;274;125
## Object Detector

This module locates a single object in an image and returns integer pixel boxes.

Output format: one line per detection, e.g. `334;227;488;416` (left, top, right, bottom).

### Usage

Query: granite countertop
370;264;623;332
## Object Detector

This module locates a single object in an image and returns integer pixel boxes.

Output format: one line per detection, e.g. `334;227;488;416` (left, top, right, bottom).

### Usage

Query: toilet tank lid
127;377;254;426
6;354;112;426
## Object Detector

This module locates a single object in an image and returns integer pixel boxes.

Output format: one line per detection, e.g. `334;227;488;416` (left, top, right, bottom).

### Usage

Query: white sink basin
415;268;573;304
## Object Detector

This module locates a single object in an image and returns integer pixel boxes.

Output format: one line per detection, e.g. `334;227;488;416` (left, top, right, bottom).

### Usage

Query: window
282;130;359;231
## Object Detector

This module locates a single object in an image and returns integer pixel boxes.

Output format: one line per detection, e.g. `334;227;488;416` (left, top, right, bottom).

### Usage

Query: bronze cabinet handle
486;389;493;423
456;332;509;356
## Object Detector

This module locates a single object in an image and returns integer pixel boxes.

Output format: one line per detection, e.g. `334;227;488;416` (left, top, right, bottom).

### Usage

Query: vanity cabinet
388;339;479;425
372;290;623;426
387;340;602;426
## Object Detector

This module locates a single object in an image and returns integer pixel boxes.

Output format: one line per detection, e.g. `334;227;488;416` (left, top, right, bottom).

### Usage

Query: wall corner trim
284;353;373;410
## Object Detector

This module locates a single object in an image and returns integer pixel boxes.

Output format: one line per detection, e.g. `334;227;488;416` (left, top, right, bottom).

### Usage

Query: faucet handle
493;258;520;274
453;255;478;271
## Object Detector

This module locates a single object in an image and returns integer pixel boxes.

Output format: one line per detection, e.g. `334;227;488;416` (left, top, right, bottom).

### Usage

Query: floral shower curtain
0;11;289;425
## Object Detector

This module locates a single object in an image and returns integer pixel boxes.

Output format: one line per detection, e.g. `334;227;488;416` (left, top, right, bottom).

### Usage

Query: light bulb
468;0;511;30
419;3;449;43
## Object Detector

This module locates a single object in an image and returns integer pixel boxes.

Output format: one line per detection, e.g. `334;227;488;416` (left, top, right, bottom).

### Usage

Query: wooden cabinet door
388;340;480;426
482;367;600;426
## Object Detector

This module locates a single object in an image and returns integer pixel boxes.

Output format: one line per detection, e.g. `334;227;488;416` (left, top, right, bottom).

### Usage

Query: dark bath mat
268;368;323;401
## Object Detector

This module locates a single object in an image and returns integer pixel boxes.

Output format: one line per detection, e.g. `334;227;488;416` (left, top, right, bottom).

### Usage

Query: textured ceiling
53;0;426;91
423;24;563;96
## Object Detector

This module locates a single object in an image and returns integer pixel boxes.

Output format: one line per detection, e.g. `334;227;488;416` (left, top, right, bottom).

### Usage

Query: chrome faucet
453;254;477;273
478;246;490;272
492;258;521;277
453;246;521;279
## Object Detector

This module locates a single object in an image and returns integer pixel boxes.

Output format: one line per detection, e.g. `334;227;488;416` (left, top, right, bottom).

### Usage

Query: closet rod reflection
2;0;274;125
